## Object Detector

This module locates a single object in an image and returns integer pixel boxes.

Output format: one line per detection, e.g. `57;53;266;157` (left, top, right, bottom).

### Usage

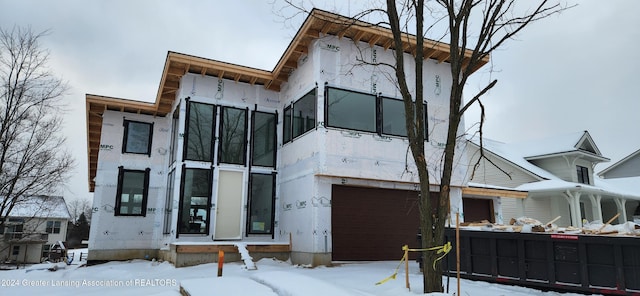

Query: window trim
577;165;590;184
183;99;216;162
218;106;248;165
283;87;317;144
325;86;377;133
114;166;150;217
250;110;277;168
325;86;429;141
177;166;213;237
46;221;61;234
246;172;277;236
122;119;153;156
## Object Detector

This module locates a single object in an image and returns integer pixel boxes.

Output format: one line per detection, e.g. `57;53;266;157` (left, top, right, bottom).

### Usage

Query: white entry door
214;170;244;239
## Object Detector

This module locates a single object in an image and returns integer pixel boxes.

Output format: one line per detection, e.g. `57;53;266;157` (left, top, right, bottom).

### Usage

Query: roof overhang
524;150;610;163
85;8;490;192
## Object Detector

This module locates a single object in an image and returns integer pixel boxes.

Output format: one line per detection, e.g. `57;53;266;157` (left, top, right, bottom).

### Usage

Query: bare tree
67;197;92;224
387;0;566;292
0;26;74;230
278;0;567;292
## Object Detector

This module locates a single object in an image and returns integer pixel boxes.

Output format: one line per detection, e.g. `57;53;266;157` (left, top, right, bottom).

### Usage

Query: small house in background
0;195;71;264
85;8;522;267
466;131;640;227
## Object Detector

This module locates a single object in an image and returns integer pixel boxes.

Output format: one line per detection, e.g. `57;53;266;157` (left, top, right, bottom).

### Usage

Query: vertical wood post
217;250;224;277
456;212;461;295
405;246;410;290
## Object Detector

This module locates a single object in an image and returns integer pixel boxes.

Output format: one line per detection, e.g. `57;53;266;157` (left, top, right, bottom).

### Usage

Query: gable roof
467;137;556;180
507;131;609;162
85;8;489;192
2;196;71;220
598;148;640;177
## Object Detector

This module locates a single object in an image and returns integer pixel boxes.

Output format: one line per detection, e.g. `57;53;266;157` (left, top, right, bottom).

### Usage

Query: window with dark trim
219;107;247;165
169;106;180;164
12;245;19;256
293;89;316;138
283;106;292;143
247;173;276;235
381;96;428;140
46;221;61;234
577;165;590;184
251;111;277;167
178;167;212;235
184;101;215;162
326;87;376;133
283;88;316;144
115;167;150;216
163;169;175;234
122;120;153;155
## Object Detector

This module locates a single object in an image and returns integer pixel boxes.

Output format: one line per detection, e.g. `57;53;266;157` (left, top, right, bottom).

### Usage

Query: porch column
564;190;582;227
588;194;603;223
614;198;628;223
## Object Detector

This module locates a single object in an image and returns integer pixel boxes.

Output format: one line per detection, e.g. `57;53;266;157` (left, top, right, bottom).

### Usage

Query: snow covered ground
0;249;596;296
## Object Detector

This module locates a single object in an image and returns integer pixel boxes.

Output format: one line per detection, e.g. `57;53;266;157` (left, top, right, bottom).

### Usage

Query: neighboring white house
1;195;71;264
466;131;640;228
598;148;640;220
85;9;519;267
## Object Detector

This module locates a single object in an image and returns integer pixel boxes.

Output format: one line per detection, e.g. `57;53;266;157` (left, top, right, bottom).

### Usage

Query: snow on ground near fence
0;248;595;296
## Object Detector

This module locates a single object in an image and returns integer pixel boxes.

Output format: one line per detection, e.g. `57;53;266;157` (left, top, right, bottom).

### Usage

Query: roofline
466;140;549;181
523;150;610;162
598;148;640;177
86;9;491;191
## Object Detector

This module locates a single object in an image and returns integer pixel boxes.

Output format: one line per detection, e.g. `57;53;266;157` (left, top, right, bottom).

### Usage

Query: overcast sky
1;1;639;201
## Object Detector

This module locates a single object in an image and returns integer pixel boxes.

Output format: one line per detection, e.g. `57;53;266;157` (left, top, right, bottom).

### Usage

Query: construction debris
460;214;640;237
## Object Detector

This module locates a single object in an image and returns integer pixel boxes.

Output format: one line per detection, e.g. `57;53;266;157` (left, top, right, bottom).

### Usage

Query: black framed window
577;165;590;184
219;107;247;165
163;169;175;234
251;111;277;167
122;120;153;155
115;167;150;216
184;101;215;162
169;106;180;164
247;173;276;234
45;221;61;234
381;97;428;140
283;106;292;143
12;245;19;256
283;88;316;144
326;87;376;132
293;89;316;138
178;168;212;235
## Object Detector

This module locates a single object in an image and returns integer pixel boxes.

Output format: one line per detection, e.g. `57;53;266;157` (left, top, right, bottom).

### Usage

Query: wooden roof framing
85;8;489;192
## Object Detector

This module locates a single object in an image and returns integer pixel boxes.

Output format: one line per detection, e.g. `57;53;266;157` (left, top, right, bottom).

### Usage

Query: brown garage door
462;198;494;223
332;185;438;261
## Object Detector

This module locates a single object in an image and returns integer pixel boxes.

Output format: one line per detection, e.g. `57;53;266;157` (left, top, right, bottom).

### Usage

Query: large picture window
326;87;376;132
122;120;153;155
247;173;275;234
283;88;316;144
219;107;247;165
115;167;150;216
184;101;215;162
251;111;277;167
178;168;212;235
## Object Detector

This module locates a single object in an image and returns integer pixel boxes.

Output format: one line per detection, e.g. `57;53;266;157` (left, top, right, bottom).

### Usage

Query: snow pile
234;242;256;270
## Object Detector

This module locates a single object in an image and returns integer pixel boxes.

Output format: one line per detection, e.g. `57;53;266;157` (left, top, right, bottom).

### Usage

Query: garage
331;185;438;261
